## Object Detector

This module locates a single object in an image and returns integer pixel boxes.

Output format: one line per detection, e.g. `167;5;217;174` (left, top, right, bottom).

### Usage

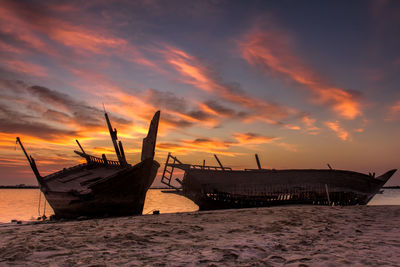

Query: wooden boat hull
17;110;161;219
180;168;396;210
42;159;159;218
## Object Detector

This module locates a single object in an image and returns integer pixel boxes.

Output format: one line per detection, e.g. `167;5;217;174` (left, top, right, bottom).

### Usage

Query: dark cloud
193;138;211;143
0;104;77;139
203;100;250;119
42;109;71;123
141;88;217;126
186;110;211;120
144;88;187;113
204;100;235;116
0;79;131;140
0;79;28;93
161;113;193;128
27;85;131;127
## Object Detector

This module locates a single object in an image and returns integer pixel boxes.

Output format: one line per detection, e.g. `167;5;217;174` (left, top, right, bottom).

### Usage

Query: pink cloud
386;100;400;120
159;45;296;124
1;59;48;77
239;29;362;120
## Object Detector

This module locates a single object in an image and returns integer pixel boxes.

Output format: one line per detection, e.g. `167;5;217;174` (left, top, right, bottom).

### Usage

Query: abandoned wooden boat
161;153;396;210
17;111;160;219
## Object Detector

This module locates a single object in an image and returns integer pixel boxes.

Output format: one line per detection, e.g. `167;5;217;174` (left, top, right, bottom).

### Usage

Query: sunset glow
1;0;399;186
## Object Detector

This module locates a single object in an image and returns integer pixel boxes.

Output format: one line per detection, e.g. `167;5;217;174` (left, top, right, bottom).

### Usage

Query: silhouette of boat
161;153;396;209
17;111;160;219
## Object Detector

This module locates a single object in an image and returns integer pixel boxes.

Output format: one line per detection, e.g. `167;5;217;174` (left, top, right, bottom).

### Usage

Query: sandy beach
1;205;399;266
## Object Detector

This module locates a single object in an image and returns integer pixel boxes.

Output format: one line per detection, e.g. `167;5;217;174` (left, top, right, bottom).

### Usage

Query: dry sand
0;205;399;266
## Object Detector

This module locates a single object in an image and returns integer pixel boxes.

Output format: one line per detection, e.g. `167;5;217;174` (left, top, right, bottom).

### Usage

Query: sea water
0;189;198;223
0;189;399;223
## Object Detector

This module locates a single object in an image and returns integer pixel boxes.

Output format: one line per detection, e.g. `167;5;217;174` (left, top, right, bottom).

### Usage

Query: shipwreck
161;153;396;210
17;111;160;219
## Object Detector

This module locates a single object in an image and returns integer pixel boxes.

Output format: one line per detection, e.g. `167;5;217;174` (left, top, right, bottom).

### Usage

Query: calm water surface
0;189;399;223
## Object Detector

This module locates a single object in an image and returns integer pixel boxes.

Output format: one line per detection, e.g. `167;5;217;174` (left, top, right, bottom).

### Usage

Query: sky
1;0;400;186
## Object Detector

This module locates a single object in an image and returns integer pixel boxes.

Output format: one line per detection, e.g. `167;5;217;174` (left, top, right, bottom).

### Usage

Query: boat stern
376;169;397;184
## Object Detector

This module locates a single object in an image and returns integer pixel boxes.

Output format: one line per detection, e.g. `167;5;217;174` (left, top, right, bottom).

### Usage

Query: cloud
391;101;400;113
284;124;301;130
239;28;363;120
0;40;25;54
157;138;238;156
142;89;188;113
300;114;320;134
199;100;250;120
275;142;298;152
233;132;297;152
66;67;223;131
0;0;159;79
27;85;131;128
325;121;350;141
0;79;130;141
386;100;400;120
140;88;220;127
0;59;48;77
233;132;277;145
157;131;298;156
159;45;296;125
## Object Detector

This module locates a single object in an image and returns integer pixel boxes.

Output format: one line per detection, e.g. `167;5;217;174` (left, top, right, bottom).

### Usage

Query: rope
38;190;41;217
42;198;47;219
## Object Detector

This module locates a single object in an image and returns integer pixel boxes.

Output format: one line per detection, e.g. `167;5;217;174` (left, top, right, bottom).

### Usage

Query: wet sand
1;205;399;266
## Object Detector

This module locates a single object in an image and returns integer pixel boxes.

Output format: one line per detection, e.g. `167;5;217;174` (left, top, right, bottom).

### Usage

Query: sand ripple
0;206;399;266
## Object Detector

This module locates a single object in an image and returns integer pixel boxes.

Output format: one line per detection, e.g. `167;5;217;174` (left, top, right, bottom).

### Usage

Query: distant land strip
0;185;172;189
0;185;399;189
0;184;39;189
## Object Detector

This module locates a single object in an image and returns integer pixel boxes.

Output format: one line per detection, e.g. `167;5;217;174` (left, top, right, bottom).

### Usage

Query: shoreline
1;186;400;189
1;205;399;265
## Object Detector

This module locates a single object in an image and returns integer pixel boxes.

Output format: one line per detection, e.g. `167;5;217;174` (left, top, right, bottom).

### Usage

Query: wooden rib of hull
181;168;396;210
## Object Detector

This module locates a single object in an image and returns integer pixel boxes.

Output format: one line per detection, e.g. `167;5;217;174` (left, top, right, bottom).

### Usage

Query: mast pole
214;154;225;170
75;140;86;154
16;137;43;184
255;154;262;170
16;137;31;164
104;112;125;166
118;141;126;164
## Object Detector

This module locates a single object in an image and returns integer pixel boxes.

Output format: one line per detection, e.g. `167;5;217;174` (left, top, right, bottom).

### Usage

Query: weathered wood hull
41;159;159;218
181;168;396;210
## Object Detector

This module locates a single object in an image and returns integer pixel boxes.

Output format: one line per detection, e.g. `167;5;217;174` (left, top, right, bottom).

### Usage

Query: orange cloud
233;133;277;145
240;29;362;120
284;124;301;130
232;132;297;152
157;139;238;157
276;142;298;152
157;133;280;156
156;132;286;158
391;100;400;113
301;115;320;134
69;68;224;133
325;121;350;141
